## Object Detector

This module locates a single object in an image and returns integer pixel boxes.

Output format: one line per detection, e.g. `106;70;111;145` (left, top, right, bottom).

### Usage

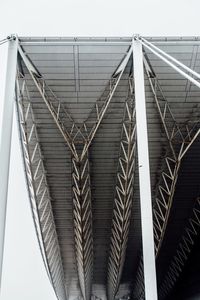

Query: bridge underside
15;36;200;300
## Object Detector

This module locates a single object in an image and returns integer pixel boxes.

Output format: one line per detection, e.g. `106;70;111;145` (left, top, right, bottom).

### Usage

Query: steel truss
16;76;67;300
144;43;200;255
133;38;200;299
72;152;93;300
18;44;132;300
144;64;200;257
159;197;200;299
107;77;136;300
153;156;180;254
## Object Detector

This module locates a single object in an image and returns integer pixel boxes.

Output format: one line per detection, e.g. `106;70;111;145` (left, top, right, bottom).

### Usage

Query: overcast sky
0;0;200;299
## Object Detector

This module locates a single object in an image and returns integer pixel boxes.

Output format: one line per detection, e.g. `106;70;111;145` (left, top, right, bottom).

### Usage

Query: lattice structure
17;42;132;300
72;153;93;300
133;46;200;300
107;79;136;300
16;76;67;300
2;36;200;300
153;156;180;254
18;44;133;161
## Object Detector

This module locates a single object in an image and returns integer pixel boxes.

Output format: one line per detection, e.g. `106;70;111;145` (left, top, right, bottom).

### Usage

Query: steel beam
133;37;158;300
0;37;18;290
107;80;136;300
16;77;67;300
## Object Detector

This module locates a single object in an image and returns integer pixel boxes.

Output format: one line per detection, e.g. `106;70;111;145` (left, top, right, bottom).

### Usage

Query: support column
0;37;18;290
133;37;158;300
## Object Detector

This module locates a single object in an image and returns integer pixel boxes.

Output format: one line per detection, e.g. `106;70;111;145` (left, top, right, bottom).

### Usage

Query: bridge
1;35;200;300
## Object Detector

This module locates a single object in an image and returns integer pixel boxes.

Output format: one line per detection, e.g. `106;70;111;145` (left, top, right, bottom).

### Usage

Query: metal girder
159;197;200;299
107;77;136;300
72;153;93;300
16;76;67;300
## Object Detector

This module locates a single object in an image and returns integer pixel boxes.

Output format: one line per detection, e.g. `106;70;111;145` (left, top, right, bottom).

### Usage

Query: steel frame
107;77;136;300
16;76;67;300
159;197;200;299
18;43;132;300
10;36;200;300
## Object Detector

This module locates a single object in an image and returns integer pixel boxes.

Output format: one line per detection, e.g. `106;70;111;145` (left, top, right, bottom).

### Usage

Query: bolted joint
133;34;141;41
7;34;17;41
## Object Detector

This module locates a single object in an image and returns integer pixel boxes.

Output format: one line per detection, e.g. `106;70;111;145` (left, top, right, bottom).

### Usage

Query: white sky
0;0;200;299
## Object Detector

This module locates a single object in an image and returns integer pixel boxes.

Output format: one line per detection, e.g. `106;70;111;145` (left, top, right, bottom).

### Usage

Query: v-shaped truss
18;43;132;300
144;53;200;258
